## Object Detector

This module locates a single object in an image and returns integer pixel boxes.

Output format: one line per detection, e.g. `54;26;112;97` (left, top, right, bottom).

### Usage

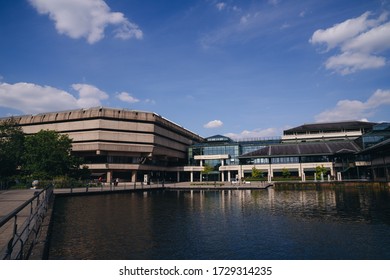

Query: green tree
282;168;291;178
315;165;328;180
0;118;25;180
22;130;86;180
202;163;213;181
251;166;262;179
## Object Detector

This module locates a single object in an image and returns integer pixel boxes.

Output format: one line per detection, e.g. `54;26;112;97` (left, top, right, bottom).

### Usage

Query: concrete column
268;166;273;182
238;166;244;180
228;171;231;182
200;160;203;167
330;164;335;176
221;172;225;182
131;171;137;182
221;159;224;166
190;171;194;183
177;171;180;182
107;170;112;183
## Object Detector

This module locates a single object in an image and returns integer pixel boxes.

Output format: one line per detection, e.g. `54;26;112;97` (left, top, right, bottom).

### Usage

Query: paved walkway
0;189;37;256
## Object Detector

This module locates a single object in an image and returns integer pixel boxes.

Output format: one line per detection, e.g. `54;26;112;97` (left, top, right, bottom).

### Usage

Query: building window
271;157;299;164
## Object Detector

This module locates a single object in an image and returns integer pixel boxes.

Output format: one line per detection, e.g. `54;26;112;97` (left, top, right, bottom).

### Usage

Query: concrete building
188;121;389;182
4;107;204;183
282;121;376;142
358;122;390;181
188;135;281;182
2;108;389;183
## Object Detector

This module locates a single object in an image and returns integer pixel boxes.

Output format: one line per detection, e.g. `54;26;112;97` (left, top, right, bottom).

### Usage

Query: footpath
0;189;37;255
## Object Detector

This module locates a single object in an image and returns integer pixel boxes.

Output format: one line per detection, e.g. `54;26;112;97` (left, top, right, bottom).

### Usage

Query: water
47;187;390;260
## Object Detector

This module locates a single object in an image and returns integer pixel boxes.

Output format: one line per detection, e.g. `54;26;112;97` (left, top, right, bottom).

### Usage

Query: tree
0;118;25;180
202;163;213;181
251;166;262;179
315;165;328;180
22;130;86;180
282;168;291;178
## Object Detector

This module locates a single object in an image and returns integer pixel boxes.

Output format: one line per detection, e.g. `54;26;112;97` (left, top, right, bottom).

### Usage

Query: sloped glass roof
240;141;361;158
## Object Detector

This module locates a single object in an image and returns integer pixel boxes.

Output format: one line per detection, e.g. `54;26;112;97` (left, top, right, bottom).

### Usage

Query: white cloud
325;52;386;75
216;2;226;11
204;120;223;129
28;0;143;44
0;82;109;114
116;92;140;104
72;83;109;107
0;82;77;114
268;0;280;6
342;21;390;53
240;14;250;25
310;11;390;74
315;89;390;122
310;12;376;50
145;99;156;105
225;127;280;140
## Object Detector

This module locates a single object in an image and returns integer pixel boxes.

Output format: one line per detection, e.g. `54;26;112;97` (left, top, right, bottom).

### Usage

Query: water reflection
48;187;390;260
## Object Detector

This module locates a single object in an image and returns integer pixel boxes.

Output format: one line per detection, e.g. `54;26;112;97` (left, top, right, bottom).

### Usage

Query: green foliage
22;130;88;180
0;118;25;179
315;165;328;179
201;164;214;181
251;166;263;178
202;164;214;174
282;168;291;178
52;176;88;189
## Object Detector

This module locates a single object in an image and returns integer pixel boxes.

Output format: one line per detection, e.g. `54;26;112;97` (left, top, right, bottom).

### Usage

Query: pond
47;187;390;259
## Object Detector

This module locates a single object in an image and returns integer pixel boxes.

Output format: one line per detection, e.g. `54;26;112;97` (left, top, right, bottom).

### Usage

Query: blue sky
1;0;390;139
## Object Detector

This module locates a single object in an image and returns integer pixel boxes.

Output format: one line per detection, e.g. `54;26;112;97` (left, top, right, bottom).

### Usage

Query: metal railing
0;186;53;260
55;181;166;194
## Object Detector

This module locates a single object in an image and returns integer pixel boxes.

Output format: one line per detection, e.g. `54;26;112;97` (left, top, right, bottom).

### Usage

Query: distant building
3;107;203;183
357;123;390;181
188;135;281;181
239;121;389;181
282;121;376;142
2;108;389;182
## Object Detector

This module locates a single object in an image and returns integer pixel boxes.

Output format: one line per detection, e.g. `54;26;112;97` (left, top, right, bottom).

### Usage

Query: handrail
0;185;54;260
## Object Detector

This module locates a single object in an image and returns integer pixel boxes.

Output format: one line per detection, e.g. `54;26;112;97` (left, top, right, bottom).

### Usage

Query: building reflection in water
48;186;390;260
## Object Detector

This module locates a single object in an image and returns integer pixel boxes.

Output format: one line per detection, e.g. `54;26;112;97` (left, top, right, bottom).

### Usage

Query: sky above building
0;0;389;139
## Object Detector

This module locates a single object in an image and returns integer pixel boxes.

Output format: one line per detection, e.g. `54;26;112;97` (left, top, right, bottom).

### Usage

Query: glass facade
357;122;390;149
188;135;281;167
271;157;300;164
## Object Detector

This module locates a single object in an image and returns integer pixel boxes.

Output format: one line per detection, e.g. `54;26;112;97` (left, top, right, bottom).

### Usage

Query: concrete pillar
131;170;137;182
221;172;225;182
228;171;231;182
221;159;224;166
177;171;180;182
268;166;273;182
190;171;194;182
239;167;244;180
200;160;203;167
330;164;335;176
107;170;112;183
